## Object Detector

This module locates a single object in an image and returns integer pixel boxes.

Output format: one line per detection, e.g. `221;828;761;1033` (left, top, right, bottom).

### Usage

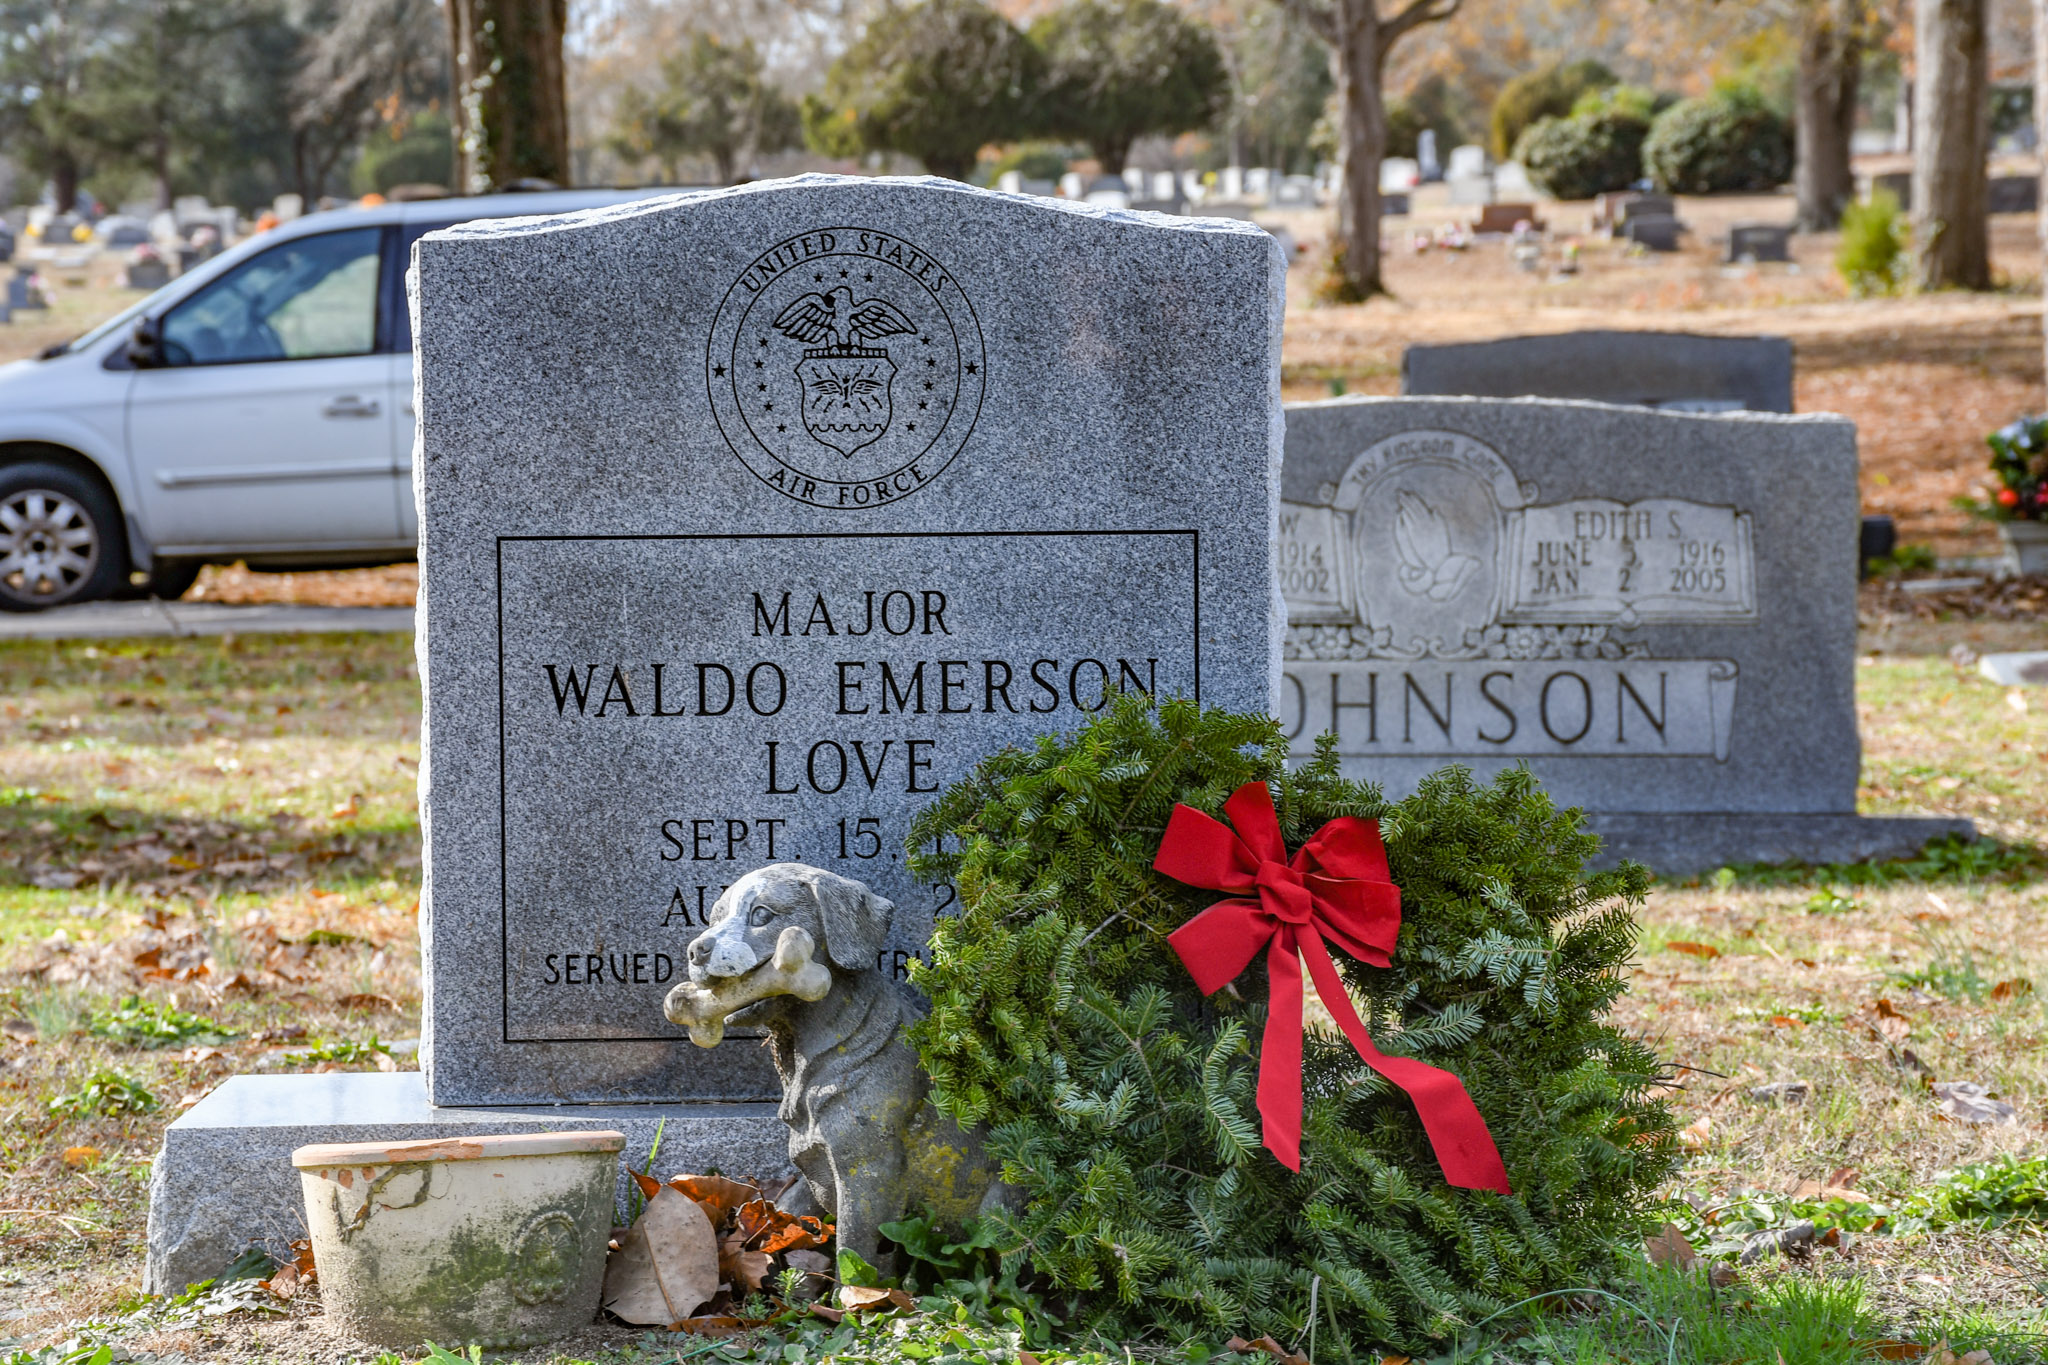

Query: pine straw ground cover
0;620;2040;1363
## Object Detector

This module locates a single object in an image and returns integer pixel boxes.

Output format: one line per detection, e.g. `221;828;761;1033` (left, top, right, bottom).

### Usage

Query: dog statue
663;863;1003;1267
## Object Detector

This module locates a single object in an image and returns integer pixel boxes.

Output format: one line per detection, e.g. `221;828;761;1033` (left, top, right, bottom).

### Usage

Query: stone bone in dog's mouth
664;924;831;1047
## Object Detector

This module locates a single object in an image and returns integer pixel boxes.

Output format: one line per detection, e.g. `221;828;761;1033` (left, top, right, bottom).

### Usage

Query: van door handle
322;395;381;419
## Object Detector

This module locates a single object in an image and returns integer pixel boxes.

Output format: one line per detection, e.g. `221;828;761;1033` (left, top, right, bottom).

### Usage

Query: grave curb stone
142;1073;786;1293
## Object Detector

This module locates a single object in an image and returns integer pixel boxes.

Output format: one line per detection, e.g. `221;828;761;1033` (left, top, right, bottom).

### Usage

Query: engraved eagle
772;286;915;352
1393;490;1480;602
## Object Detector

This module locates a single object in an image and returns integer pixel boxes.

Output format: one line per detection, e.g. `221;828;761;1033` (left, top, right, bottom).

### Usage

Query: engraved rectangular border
493;530;1203;1044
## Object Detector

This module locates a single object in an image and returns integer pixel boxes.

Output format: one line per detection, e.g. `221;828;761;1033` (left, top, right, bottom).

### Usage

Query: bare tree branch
1377;0;1460;56
1377;0;1460;53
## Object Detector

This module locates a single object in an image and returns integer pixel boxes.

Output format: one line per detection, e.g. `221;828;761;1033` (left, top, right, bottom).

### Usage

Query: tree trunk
50;153;78;216
2035;0;2048;395
1795;0;1861;231
1096;138;1133;177
1912;0;1991;289
445;0;571;193
1330;2;1386;300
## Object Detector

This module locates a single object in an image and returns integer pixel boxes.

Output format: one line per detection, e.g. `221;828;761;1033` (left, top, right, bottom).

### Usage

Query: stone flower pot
2000;519;2048;577
293;1130;624;1351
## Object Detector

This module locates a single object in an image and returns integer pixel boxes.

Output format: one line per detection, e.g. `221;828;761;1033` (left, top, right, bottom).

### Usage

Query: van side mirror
126;317;164;368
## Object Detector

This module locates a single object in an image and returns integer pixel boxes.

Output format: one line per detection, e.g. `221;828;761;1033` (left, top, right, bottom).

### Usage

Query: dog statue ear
809;869;893;971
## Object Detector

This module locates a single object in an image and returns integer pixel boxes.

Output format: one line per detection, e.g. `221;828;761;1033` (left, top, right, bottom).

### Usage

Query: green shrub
1490;59;1615;159
1570;83;1664;122
1836;189;1909;297
907;695;1677;1355
1642;89;1791;194
1513;109;1651;201
351;110;455;196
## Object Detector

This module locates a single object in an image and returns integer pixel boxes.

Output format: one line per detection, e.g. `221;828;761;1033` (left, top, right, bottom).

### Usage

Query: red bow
1153;783;1510;1193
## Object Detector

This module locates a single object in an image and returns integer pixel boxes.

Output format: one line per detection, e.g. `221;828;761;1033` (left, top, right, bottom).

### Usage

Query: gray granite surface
1980;652;2048;686
1401;331;1794;413
1278;397;1969;869
143;1073;784;1294
1585;812;1974;874
412;176;1283;1105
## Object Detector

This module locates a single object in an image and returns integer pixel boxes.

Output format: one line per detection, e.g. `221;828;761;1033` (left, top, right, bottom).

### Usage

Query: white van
0;188;675;610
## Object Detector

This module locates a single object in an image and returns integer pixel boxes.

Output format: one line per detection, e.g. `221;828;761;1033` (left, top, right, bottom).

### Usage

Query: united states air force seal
707;227;986;508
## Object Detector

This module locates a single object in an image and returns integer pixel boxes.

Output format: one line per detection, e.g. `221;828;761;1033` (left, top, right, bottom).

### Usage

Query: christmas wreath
904;695;1678;1356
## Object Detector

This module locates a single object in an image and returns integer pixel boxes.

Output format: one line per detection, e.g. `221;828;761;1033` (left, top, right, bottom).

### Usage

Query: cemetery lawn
0;628;2045;1362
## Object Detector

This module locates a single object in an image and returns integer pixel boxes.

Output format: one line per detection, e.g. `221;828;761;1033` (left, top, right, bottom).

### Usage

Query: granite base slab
1584;812;1975;876
144;1073;787;1294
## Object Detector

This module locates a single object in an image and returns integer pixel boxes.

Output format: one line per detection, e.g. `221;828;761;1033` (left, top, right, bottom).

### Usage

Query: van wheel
0;462;128;611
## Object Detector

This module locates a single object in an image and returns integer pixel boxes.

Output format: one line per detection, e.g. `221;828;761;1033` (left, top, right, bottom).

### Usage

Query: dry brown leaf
3;1019;36;1043
337;993;396;1011
264;1263;300;1300
1795;957;1818;968
601;1185;720;1326
668;1172;759;1226
668;1314;774;1336
60;1146;100;1169
1875;998;1909;1020
838;1285;916;1313
719;1235;772;1291
1864;1341;1928;1360
732;1197;832;1253
1677;1116;1713;1150
808;1304;846;1325
181;1046;225;1063
1782;1177;1872;1204
1223;1336;1311;1365
1018;1352;1043;1365
1644;1222;1699;1271
288;1237;317;1281
1991;979;2033;1002
1827;1166;1862;1189
1667;941;1721;960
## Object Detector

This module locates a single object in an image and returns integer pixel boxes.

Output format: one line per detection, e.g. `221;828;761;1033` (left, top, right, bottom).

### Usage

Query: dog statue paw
663;863;1005;1266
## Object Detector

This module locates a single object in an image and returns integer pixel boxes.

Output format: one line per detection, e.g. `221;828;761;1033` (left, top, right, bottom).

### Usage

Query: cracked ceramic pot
292;1130;624;1350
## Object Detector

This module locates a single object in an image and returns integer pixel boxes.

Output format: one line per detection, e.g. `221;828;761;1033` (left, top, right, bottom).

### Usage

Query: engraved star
712;364;726;377
966;362;978;374
921;334;932;345
863;272;873;282
755;360;764;369
777;424;786;432
906;422;915;431
764;402;774;411
759;336;769;347
923;381;933;390
926;357;936;367
839;269;849;278
813;272;823;281
918;400;927;409
757;383;766;391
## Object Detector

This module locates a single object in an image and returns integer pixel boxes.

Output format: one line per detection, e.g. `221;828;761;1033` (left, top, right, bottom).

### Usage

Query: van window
161;228;383;366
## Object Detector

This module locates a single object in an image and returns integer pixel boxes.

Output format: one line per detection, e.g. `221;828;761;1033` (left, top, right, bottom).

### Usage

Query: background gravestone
1402;331;1794;413
413;176;1284;1107
1279;396;1970;872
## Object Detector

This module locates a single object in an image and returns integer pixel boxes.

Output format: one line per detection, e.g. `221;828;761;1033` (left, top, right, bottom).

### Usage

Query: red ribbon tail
1258;930;1305;1172
1300;931;1512;1195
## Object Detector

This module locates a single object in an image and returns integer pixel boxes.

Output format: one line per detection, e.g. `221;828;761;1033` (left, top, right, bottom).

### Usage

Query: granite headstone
1402;331;1795;413
1278;397;1970;871
411;176;1284;1107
